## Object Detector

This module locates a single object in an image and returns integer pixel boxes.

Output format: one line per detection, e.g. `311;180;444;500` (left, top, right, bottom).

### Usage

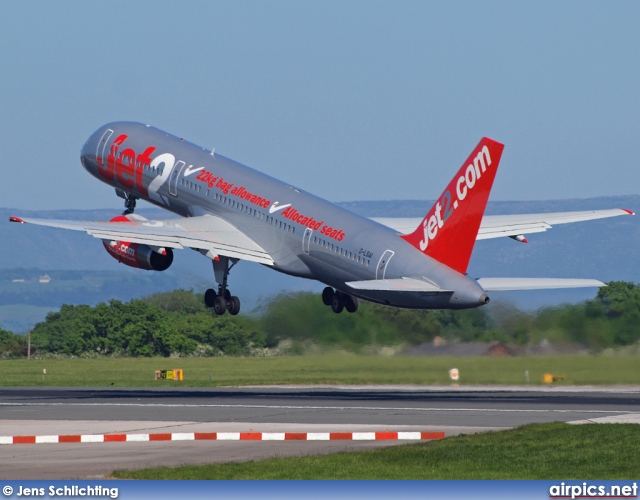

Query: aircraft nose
80;128;102;173
80;139;91;162
80;142;90;172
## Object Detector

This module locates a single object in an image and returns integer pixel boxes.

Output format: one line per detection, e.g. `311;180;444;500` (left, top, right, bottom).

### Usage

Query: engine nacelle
104;240;173;271
102;215;173;271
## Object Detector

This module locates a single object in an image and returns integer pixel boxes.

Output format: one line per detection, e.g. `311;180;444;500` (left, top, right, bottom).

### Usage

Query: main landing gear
204;256;241;315
322;287;358;314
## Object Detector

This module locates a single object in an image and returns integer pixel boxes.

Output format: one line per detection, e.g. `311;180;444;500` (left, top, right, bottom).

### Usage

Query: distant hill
2;195;638;331
0;268;178;307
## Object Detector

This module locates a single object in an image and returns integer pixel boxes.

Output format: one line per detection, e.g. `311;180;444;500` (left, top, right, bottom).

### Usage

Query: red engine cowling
102;216;174;271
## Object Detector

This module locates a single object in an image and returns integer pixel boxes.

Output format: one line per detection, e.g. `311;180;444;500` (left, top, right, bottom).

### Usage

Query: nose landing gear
321;287;358;314
115;189;138;215
204;256;241;315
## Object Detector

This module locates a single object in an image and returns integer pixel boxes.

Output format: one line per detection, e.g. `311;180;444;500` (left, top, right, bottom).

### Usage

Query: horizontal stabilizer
477;277;605;291
346;278;451;293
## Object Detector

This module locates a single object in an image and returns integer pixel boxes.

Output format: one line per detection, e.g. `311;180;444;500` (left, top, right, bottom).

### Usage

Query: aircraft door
376;250;395;279
302;228;312;255
95;129;113;169
169;161;186;196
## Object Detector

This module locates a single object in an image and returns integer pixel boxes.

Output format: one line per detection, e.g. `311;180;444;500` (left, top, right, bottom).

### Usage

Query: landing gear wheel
331;293;345;314
213;295;227;315
345;295;359;313
227;296;241;315
322;287;334;306
204;288;217;308
208;256;241;316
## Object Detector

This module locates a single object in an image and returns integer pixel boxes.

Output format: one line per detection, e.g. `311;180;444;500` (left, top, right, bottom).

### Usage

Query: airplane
9;122;634;315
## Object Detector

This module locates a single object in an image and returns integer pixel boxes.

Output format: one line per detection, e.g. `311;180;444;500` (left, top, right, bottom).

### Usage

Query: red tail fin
401;137;504;274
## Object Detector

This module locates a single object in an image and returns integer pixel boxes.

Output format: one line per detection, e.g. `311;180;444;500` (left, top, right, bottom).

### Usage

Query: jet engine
102;215;173;271
103;240;173;271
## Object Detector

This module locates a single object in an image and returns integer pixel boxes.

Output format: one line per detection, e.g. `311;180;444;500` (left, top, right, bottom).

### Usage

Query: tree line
1;282;640;358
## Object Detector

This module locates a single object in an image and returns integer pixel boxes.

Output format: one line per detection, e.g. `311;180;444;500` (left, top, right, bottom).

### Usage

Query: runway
0;385;638;479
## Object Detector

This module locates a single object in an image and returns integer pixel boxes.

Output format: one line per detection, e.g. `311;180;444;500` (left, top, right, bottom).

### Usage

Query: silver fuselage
80;122;488;309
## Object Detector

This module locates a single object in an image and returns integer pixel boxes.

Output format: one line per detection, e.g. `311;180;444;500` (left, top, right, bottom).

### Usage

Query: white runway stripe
81;435;104;443
35;435;58;444
126;434;149;442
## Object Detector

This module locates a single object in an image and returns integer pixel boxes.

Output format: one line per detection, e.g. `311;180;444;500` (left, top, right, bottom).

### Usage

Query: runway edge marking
0;431;445;445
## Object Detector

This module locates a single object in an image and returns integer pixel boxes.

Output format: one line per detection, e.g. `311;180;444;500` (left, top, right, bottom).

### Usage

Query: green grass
111;422;640;479
0;354;638;387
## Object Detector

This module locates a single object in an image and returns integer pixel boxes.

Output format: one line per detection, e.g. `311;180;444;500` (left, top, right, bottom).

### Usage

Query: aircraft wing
475;209;634;240
9;214;274;266
476;277;604;291
371;208;634;240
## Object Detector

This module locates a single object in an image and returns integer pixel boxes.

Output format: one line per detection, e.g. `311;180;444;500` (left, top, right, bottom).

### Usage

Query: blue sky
2;1;639;211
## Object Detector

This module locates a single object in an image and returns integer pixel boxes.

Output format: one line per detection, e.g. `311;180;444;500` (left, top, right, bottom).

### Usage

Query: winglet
9;216;25;224
401;138;504;274
622;209;635;215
